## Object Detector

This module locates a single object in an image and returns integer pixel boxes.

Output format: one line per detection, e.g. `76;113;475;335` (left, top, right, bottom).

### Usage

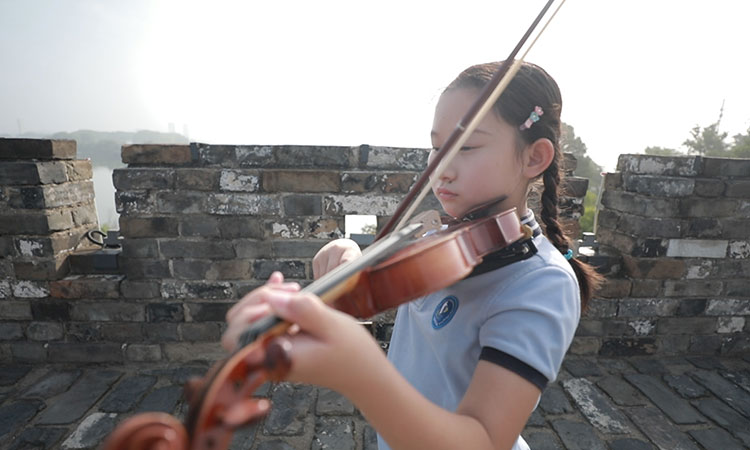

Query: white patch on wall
717;317;745;333
12;280;49;298
628;319;655;336
18;239;44;257
220;170;259;192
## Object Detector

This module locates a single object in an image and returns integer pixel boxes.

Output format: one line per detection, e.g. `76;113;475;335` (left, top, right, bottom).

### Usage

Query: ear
522;138;555;179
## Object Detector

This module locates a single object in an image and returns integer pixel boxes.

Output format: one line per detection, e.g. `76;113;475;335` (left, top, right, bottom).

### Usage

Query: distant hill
4;130;189;169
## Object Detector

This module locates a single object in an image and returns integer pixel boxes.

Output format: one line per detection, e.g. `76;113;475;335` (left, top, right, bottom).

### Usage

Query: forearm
345;354;495;450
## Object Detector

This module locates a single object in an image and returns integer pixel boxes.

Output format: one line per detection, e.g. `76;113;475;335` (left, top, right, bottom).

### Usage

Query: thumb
267;292;336;340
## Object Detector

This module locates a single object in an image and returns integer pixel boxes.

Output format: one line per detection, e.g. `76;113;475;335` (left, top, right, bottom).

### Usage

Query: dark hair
446;61;601;309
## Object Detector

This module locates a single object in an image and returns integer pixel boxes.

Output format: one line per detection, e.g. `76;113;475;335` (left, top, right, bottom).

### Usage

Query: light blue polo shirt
378;233;580;450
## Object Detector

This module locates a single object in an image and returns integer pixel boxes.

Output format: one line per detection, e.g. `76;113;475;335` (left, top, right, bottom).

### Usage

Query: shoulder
475;235;581;383
477;235;579;310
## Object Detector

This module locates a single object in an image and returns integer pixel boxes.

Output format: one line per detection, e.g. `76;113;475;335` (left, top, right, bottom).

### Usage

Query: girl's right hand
312;238;362;279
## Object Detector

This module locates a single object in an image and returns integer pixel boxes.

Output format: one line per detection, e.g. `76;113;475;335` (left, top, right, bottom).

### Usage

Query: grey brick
36;370;121;424
147;303;184;322
596;375;647;406
550;419;607;450
21;369;81;398
692;397;750;447
663;374;707;399
70;302;145;322
312;416;355;450
47;343;124;363
112;168;174;190
599;338;657;357
8;426;67;450
25;321;64;341
253;260;306;280
690;369;750;417
315;388;355;415
228;424;259;450
539;385;574;415
255;439;296;450
160;239;235;259
283;194;322;215
264;383;314;436
0;400;45;438
609;438;655;450
156;190;206;213
135;385;183;413
689;427;746;450
0;323;23;340
0;365;32;386
363;425;378;450
100;375;157;412
622;174;695;197
522;430;564;450
626;406;700;450
563;358;604;377
624;373;706;424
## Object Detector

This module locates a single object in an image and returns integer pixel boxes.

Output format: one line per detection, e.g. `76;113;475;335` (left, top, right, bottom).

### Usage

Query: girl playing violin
223;61;601;450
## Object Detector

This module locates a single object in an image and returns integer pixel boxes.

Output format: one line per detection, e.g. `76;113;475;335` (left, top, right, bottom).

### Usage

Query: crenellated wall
575;154;750;356
1;138;748;364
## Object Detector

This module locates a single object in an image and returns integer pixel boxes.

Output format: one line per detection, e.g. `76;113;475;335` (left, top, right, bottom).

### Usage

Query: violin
102;1;564;448
103;208;529;450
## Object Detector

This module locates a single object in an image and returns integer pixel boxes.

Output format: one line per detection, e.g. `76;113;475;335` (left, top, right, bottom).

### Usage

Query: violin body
331;208;526;317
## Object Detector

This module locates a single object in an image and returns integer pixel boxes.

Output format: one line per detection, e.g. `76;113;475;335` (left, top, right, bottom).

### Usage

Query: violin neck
236;223;423;348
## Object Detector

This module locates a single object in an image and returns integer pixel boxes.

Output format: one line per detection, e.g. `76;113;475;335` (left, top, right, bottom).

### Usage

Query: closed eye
431;145;478;153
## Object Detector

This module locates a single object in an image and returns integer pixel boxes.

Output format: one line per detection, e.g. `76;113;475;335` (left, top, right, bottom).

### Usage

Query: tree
560;123;603;234
561;123;603;193
644;146;683;156
729;128;750;158
683;122;729;156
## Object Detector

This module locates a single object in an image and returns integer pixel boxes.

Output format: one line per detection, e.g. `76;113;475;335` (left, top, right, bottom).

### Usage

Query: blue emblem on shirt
432;296;459;329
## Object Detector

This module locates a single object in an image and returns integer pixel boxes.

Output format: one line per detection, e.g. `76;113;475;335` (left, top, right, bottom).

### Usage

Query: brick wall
7;139;748;364
0;139;101;361
574;154;750;357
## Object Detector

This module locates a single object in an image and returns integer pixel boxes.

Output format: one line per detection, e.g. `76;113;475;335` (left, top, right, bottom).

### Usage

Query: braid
540;157;568;250
540;157;602;310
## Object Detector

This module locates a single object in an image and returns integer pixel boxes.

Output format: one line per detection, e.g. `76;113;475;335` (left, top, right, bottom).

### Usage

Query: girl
223;61;601;450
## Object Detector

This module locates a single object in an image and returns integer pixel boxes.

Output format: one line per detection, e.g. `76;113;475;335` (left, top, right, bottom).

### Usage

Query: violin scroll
101;412;188;450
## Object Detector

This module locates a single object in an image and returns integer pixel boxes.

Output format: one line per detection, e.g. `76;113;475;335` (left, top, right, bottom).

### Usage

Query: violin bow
376;0;567;239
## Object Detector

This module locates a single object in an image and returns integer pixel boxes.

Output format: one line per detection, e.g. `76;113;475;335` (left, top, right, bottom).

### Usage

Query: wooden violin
103;208;529;450
102;1;565;448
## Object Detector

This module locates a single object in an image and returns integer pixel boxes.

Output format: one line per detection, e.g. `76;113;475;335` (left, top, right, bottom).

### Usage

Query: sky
2;0;750;172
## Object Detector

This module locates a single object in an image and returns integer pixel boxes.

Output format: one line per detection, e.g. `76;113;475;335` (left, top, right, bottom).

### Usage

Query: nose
437;161;457;183
427;148;457;185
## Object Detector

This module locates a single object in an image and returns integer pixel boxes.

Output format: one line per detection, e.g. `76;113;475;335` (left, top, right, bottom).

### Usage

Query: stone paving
1;354;749;450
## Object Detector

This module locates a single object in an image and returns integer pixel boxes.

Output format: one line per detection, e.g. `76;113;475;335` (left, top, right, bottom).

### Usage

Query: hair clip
519;106;544;131
563;249;574;260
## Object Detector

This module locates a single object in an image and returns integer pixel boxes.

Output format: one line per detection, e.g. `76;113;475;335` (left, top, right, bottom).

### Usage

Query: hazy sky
2;0;749;172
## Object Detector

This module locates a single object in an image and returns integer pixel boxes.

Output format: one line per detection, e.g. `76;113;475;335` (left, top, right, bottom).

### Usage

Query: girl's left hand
222;272;386;395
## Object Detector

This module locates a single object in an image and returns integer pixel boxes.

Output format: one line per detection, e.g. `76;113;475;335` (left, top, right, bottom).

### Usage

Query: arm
224;279;540;450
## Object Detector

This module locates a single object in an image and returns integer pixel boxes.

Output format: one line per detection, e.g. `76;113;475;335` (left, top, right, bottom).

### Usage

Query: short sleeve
478;265;580;385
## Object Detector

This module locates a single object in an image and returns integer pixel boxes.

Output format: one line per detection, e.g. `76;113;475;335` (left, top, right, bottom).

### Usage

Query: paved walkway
1;354;749;449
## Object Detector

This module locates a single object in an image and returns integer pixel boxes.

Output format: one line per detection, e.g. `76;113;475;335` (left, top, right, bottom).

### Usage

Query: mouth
435;187;457;200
